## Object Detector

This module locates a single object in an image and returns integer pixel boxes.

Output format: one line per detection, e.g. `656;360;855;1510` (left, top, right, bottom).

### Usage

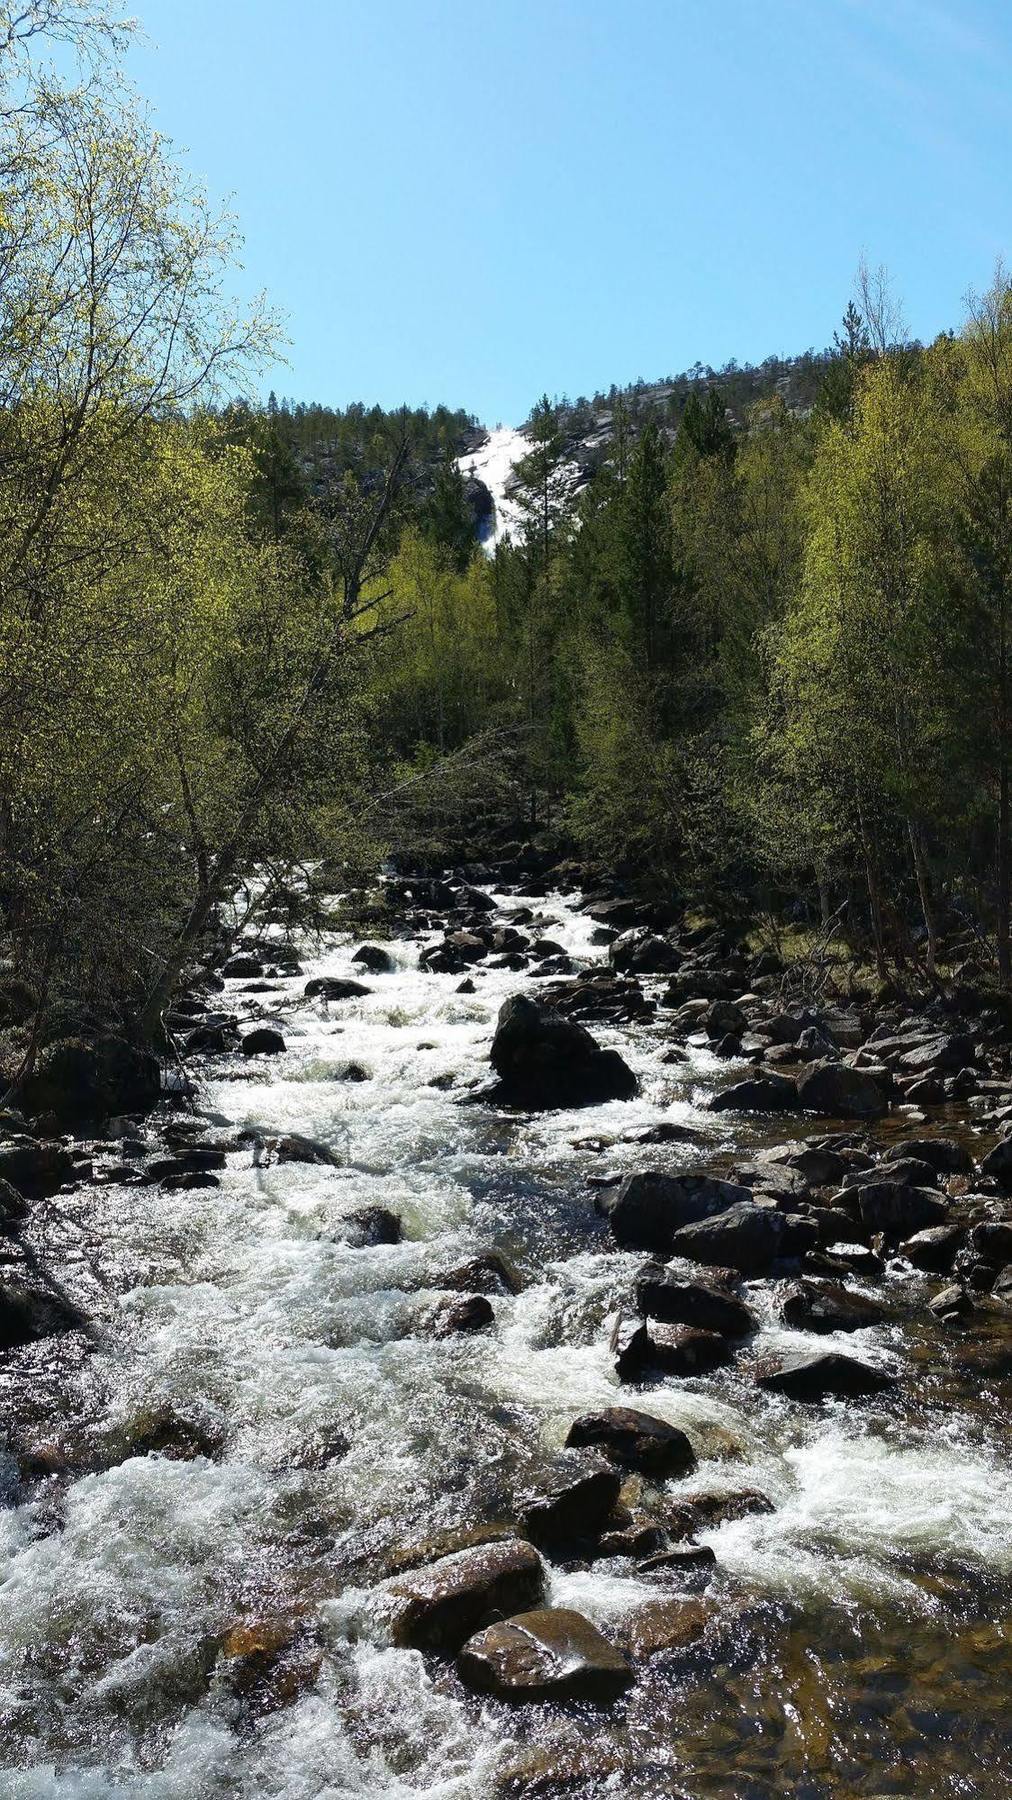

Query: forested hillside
2;0;1011;1100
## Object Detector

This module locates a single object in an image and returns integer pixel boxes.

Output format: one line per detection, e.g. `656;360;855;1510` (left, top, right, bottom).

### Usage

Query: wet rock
593;1516;666;1559
161;1168;220;1192
929;1283;975;1323
184;1022;238;1055
612;1596;713;1658
638;1544;717;1578
664;1488;774;1535
488;994;637;1110
217;1618;322;1715
608;930;681;976
614;1317;735;1380
352;944;395;973
0;1275;86;1350
0;1141;76;1200
708;1075;797;1114
704;1000;747;1039
855;1182;947;1237
384;1522;519;1578
430;1294;494;1336
668;1202;818;1275
223;953;264;978
901;1224;963;1271
458;1607;633;1703
456;976;476;995
437;1252;523;1296
20;1036;160;1127
853;1155;940;1190
765;1143;850;1187
970;1219;1012;1263
778;1278;888;1334
241;1027;286;1057
273;1133;340;1166
634;1268;755;1338
387;1539;545;1653
516;1455;621;1550
303;976;371;1000
882;1137;972;1176
597;1171;752;1256
0;1176;28;1231
756;1350;897;1400
796;1061;888;1120
122;1409;224;1461
147;1148;227;1182
342;1205;402;1247
979;1138;1012;1186
622;1120;704;1147
564;1408;697;1477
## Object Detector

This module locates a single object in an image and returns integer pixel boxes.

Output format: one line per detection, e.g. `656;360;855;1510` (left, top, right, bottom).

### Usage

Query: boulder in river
304;976;371;1001
597;1171;753;1255
387;1539;544;1653
351;944;395;973
796;1061;888;1121
756;1350;897;1400
458;1606;633;1703
667;1202;818;1275
614;1317;736;1380
778;1278;888;1334
488;995;637;1110
634;1268;756;1337
241;1027;286;1057
430;1293;494;1336
901;1224;962;1271
855;1182;947;1237
564;1407;697;1477
612;1596;713;1659
515;1454;621;1550
708;1075;797;1115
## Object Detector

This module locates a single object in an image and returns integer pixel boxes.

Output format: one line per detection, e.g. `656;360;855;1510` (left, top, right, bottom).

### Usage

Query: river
2;880;1012;1797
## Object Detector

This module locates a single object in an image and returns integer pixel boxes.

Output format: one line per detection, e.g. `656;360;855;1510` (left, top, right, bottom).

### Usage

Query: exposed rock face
515;1455;621;1549
20;1035;160;1127
488;995;637;1110
597;1172;753;1255
634;1268;755;1337
564;1408;697;1477
667;1202;818;1274
756;1351;897;1400
387;1539;544;1653
796;1061;888;1120
457;1607;633;1703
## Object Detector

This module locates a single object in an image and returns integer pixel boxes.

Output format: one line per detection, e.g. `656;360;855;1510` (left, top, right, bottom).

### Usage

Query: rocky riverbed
2;868;1012;1797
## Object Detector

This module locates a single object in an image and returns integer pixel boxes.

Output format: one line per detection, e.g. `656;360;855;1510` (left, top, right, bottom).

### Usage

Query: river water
2;883;1012;1797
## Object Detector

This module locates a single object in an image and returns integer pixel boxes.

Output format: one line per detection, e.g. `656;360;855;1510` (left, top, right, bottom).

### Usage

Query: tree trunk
907;820;939;978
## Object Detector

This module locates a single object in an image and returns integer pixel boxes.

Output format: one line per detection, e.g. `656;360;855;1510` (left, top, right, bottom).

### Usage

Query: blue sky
126;0;1012;424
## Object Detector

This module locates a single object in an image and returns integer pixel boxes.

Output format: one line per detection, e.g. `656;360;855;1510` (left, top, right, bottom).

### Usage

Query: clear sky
125;0;1012;425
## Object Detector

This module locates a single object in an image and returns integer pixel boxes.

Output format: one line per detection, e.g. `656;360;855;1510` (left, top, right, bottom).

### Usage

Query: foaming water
3;884;1012;1795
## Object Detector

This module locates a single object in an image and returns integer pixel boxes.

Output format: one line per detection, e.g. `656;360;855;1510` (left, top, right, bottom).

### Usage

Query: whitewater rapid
2;884;1012;1795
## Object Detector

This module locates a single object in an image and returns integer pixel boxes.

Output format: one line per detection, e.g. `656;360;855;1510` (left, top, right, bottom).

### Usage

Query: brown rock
457;1607;633;1703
